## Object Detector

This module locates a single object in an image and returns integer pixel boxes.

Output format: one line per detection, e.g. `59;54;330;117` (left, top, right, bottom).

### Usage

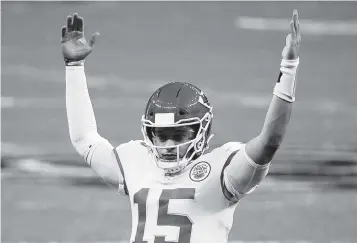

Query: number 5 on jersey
133;188;196;243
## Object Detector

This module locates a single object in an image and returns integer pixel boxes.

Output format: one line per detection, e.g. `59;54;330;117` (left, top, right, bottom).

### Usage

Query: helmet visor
145;124;200;162
149;125;199;144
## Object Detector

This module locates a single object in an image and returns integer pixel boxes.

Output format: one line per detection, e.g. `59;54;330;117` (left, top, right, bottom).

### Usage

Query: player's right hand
61;13;99;64
281;10;301;60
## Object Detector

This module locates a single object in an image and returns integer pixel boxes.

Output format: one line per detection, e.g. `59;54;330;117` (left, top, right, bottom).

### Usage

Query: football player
62;10;301;243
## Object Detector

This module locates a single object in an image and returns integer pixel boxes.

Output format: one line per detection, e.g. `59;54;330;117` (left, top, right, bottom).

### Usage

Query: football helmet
141;82;214;173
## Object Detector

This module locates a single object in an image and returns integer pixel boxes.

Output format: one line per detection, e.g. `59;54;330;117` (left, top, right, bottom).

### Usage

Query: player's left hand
61;13;99;63
282;10;301;60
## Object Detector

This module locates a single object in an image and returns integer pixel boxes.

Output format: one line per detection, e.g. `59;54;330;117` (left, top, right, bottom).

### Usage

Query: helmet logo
198;96;211;109
154;113;175;124
189;161;211;182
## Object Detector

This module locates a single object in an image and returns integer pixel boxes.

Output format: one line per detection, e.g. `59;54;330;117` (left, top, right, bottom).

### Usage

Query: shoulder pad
116;140;145;150
221;142;244;154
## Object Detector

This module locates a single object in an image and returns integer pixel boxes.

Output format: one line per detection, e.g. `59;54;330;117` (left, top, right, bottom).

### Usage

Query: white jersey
114;140;257;243
65;66;270;243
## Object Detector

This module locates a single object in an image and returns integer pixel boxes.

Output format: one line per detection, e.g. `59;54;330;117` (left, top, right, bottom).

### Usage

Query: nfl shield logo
189;162;211;182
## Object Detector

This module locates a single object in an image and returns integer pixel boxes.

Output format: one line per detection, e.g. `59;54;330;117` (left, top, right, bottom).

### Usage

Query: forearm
246;58;299;164
261;95;292;145
66;66;101;155
246;96;292;164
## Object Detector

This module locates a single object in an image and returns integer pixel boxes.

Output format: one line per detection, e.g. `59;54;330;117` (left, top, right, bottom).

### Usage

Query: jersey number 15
133;188;196;243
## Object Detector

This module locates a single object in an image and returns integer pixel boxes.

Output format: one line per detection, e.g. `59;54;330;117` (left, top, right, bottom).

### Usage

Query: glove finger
61;25;67;38
89;32;100;47
73;13;79;31
285;33;292;46
67;15;73;31
77;17;84;32
294;19;301;44
293;10;299;24
290;20;296;39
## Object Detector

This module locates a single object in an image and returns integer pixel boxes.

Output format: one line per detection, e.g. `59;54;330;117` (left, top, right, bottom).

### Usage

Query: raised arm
222;10;301;201
246;10;301;164
62;13;124;189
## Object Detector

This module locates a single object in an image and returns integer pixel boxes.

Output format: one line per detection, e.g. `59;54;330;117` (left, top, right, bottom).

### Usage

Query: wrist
65;59;85;66
281;58;299;68
273;57;300;102
66;65;84;71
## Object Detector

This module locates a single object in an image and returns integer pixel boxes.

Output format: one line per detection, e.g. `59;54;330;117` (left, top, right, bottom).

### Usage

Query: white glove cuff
65;60;85;66
273;58;300;102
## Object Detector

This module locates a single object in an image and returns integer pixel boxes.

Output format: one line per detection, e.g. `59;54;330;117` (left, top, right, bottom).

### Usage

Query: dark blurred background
2;1;357;243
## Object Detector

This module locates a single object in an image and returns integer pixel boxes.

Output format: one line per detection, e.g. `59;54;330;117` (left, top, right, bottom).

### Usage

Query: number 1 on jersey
133;188;196;243
133;188;150;243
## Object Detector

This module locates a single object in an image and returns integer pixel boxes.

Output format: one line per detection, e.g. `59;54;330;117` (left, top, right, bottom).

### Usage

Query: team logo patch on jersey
189;162;211;182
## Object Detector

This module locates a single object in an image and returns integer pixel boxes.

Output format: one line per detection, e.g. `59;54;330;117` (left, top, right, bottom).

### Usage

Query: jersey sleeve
86;136;126;194
221;142;270;202
113;144;129;196
65;66;124;193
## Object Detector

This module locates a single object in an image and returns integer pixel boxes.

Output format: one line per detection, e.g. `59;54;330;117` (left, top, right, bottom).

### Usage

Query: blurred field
1;1;357;243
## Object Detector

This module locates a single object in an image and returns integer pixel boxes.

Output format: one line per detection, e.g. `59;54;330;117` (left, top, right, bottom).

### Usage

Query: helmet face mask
150;124;199;147
141;82;214;174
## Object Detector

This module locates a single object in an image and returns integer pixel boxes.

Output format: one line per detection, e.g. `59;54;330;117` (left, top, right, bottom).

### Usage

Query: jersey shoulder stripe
114;140;148;195
113;145;131;195
220;149;240;203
